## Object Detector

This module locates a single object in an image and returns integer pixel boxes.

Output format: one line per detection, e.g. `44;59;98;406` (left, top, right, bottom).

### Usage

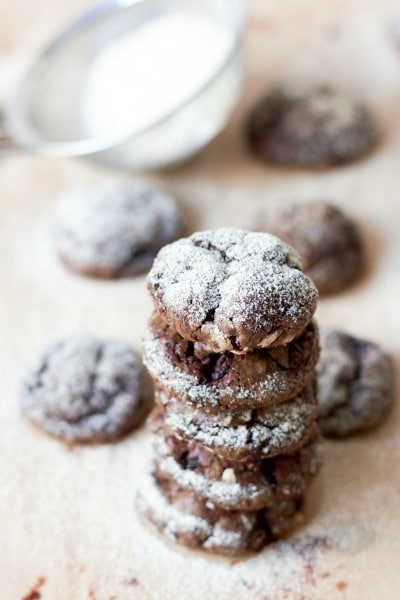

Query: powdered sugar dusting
137;472;253;553
286;84;362;136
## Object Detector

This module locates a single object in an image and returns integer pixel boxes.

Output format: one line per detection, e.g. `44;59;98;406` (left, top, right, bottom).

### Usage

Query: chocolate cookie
147;228;318;354
143;313;319;412
317;328;395;437
53;181;183;278
251;201;364;295
152;419;321;510
137;472;303;556
21;335;146;443
246;84;378;167
150;383;318;461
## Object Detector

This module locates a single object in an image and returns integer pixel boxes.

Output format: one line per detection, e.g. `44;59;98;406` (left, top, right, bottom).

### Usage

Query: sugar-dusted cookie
246;85;378;167
317;328;395;437
147;228;318;354
143;312;319;411
53;181;183;278
150;382;318;461
21;335;146;443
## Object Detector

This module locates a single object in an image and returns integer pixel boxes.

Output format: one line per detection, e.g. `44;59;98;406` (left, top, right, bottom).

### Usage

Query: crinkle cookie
137;472;303;556
53;181;183;278
246;84;378;168
147;228;318;354
317;328;395;437
143;313;319;412
150;383;318;461
251;201;364;295
152;417;321;510
21;335;146;443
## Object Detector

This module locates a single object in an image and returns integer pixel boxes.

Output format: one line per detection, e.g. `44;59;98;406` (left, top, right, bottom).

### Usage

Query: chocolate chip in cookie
250;201;364;295
53;181;183;279
245;84;378;168
21;335;147;443
317;328;395;437
147;228;318;354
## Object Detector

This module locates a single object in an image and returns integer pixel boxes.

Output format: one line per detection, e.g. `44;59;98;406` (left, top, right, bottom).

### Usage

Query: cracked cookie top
53;181;183;279
21;335;146;443
147;229;318;353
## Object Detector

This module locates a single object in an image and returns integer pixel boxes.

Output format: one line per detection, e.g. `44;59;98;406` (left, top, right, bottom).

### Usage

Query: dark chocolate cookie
21;335;146;443
152;416;321;510
137;472;303;556
246;84;378;167
317;328;395;437
143;313;319;412
150;382;318;461
251;201;364;295
147;228;318;353
53;181;183;278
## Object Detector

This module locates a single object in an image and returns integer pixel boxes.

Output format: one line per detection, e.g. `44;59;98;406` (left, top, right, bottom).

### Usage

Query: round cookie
53;181;183;278
245;84;378;168
251;201;364;295
143;313;319;412
317;328;395;437
21;335;146;443
147;228;318;354
150;383;319;461
137;472;303;556
152;418;321;510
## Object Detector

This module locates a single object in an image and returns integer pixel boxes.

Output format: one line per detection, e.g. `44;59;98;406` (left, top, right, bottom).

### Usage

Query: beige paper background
0;0;400;598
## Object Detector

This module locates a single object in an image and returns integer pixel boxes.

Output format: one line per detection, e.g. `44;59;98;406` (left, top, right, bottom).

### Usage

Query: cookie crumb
22;577;45;600
336;581;348;591
125;577;139;586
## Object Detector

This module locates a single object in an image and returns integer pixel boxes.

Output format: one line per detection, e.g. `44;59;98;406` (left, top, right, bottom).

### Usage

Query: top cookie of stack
147;228;318;353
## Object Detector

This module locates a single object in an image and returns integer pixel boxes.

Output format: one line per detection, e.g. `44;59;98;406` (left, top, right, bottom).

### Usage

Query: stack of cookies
138;229;321;556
